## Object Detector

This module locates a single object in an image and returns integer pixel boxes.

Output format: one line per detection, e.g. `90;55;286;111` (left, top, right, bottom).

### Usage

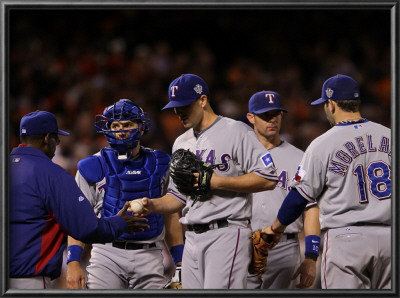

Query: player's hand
66;261;86;289
261;225;282;249
118;202;150;233
292;258;317;288
139;197;155;215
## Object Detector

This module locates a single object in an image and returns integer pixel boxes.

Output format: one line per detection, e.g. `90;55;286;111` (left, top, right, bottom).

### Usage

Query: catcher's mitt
248;230;273;277
169;149;216;202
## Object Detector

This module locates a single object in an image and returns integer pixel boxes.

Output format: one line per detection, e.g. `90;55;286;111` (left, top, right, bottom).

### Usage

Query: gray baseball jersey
291;119;391;289
248;140;305;289
168;116;278;288
251;141;305;233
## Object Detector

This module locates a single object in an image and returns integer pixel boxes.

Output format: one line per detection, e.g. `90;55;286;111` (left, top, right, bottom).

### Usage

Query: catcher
128;73;278;289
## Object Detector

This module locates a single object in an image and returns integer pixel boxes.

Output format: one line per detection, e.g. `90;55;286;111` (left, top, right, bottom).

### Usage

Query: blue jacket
10;146;128;279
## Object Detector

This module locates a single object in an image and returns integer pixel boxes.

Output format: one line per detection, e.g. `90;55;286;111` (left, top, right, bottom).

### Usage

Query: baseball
130;199;144;213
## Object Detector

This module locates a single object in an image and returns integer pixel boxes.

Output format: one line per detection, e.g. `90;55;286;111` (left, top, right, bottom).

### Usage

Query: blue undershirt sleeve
277;188;309;226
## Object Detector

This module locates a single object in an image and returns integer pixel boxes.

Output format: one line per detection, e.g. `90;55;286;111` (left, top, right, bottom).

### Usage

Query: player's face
253;110;283;139
174;98;203;130
110;120;138;140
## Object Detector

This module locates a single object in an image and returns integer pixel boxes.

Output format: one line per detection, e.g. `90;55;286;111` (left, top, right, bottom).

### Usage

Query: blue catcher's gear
77;146;170;241
95;99;150;154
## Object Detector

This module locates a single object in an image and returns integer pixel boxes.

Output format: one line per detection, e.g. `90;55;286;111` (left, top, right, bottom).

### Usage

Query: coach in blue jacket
9;110;150;289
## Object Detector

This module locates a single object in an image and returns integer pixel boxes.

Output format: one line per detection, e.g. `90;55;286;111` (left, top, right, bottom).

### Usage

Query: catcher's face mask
95;99;150;154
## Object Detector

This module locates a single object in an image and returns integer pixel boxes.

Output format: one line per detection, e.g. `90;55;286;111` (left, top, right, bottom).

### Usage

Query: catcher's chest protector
100;147;170;240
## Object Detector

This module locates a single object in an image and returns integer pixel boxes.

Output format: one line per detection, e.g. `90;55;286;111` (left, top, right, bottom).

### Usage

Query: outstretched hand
118;201;150;233
127;197;153;216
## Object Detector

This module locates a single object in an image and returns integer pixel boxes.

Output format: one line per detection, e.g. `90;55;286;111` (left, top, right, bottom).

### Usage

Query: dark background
8;8;391;175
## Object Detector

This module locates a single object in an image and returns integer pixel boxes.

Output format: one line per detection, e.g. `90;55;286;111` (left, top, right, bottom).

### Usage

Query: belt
280;233;297;242
112;242;156;250
352;223;390;227
187;219;229;234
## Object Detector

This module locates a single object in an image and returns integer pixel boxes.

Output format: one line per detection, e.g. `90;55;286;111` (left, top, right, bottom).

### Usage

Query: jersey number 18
353;161;391;203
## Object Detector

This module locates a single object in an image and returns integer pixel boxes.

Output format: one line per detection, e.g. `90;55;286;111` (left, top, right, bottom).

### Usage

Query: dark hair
336;99;361;112
20;133;58;143
20;134;45;143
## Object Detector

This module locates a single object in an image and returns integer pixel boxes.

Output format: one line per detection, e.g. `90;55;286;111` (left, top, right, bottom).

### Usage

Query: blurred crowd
9;9;391;175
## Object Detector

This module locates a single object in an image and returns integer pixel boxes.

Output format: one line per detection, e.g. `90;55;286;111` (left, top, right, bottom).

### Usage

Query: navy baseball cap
248;91;288;114
311;74;360;105
20;110;70;136
162;74;209;110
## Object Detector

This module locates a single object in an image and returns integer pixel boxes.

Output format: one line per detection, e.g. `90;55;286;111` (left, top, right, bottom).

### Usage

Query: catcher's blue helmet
95;99;150;153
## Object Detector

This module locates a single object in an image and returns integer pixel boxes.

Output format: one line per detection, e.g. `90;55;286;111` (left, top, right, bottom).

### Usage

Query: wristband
169;244;184;265
66;245;83;264
305;235;320;260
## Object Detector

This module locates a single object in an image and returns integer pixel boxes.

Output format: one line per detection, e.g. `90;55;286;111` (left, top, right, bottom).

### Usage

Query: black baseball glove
169;149;216;203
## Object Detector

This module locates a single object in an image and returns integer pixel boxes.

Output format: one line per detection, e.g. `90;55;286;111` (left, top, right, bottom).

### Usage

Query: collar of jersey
336;118;368;126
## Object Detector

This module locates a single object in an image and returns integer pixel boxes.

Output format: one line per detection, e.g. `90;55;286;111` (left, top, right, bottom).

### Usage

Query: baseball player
132;74;278;289
263;74;391;289
9;110;149;289
65;99;184;289
246;91;320;289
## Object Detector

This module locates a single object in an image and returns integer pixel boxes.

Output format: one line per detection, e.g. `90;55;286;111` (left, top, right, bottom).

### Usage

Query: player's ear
330;100;337;113
199;95;208;108
43;133;50;144
246;113;255;125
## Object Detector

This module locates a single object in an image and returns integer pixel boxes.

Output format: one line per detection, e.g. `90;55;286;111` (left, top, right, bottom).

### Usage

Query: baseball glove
248;230;272;277
169;149;215;201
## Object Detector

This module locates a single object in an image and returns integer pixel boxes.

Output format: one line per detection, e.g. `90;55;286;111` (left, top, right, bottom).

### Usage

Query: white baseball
130;200;144;213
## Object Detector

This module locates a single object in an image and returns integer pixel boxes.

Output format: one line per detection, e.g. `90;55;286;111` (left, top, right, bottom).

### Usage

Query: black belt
352;223;390;226
187;219;229;234
286;233;296;240
112;242;156;250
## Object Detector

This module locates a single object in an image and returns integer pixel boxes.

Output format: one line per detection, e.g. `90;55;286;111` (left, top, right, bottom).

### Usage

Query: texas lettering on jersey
195;149;232;172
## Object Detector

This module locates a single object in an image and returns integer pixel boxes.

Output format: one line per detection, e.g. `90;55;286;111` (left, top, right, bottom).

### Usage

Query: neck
258;133;281;150
126;143;141;159
196;109;218;132
335;112;362;124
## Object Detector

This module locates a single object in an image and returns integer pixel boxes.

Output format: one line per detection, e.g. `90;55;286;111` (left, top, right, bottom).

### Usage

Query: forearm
303;205;321;261
164;212;184;265
164;212;184;247
152;194;184;214
303;205;321;236
68;236;85;248
211;172;276;193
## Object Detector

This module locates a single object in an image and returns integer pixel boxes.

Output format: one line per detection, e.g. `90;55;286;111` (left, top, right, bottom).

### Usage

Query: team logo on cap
325;88;334;99
194;84;203;94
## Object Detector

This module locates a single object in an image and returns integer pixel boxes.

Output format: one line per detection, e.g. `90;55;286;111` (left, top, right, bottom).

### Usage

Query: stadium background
7;6;392;289
9;8;391;176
